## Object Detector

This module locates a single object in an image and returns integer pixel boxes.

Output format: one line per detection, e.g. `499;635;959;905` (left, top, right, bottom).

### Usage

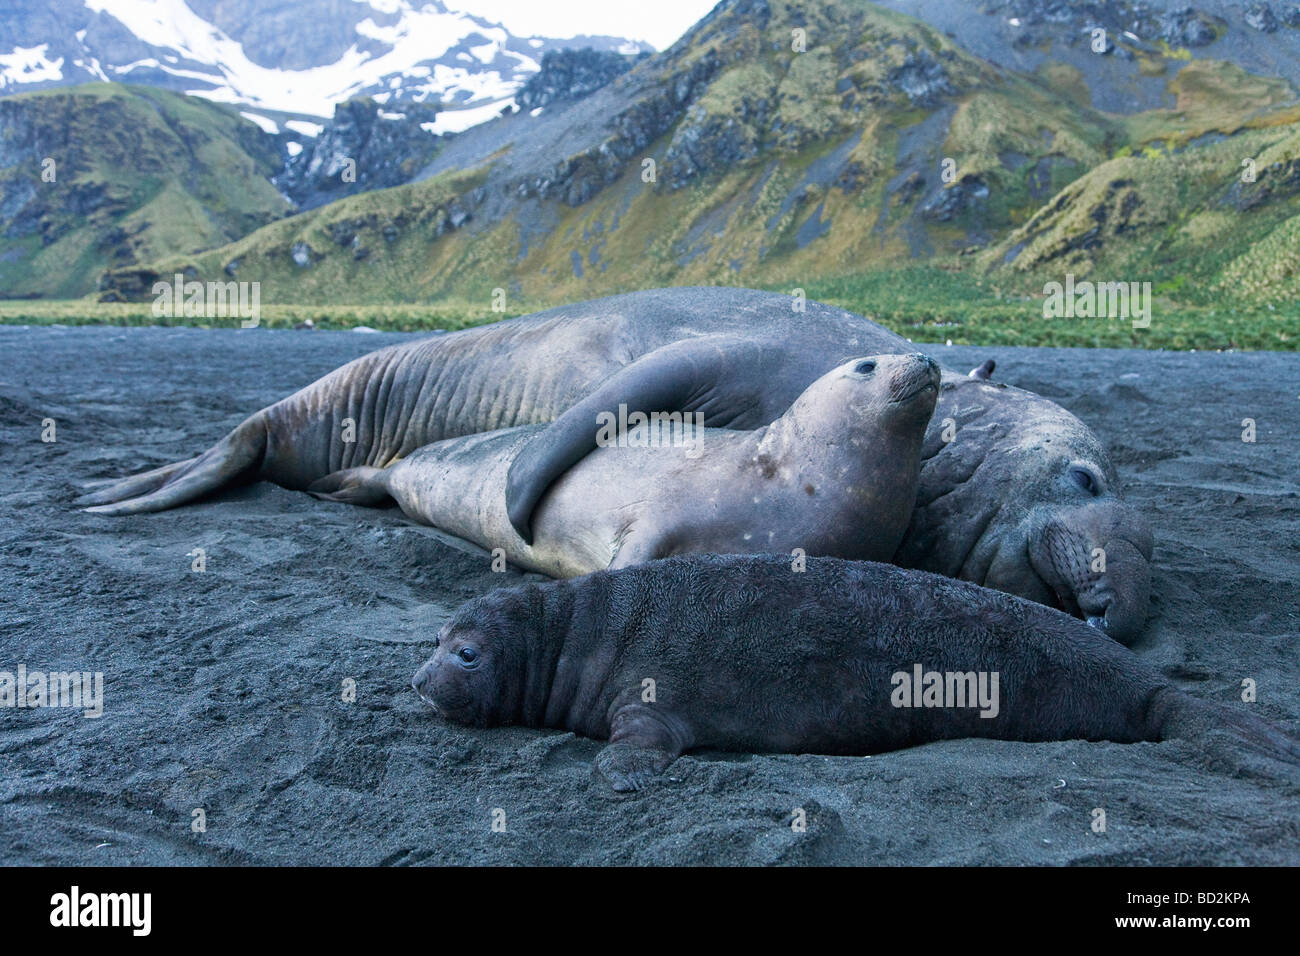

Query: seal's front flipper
595;742;678;792
307;467;390;507
968;359;996;381
505;336;777;543
594;704;693;792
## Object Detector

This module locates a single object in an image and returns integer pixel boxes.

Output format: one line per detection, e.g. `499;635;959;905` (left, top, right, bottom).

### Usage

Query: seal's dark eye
457;647;479;666
854;360;876;375
1070;467;1099;495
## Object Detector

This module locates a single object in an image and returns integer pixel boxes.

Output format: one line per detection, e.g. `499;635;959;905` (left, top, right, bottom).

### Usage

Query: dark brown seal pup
411;554;1297;792
81;287;1153;641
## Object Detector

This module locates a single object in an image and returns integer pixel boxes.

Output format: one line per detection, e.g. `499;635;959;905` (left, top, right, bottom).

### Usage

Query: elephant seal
79;287;1153;640
411;554;1298;792
308;354;939;576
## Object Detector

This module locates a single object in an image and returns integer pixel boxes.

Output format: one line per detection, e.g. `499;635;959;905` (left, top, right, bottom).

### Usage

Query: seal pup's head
411;587;543;728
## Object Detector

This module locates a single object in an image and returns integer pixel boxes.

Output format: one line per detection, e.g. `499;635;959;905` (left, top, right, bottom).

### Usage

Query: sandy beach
1;324;1297;865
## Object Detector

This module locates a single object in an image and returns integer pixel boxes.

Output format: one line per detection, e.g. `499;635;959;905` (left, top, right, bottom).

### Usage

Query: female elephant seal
412;553;1298;792
307;354;939;575
80;287;1154;641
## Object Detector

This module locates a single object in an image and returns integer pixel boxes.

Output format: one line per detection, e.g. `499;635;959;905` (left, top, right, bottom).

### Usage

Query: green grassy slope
0;83;289;298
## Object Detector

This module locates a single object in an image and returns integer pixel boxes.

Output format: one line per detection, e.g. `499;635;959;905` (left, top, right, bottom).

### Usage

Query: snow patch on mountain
0;45;65;89
1;0;651;126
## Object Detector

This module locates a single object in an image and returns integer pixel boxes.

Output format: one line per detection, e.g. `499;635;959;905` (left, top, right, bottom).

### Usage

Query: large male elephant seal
79;287;1153;641
308;354;939;576
411;554;1297;792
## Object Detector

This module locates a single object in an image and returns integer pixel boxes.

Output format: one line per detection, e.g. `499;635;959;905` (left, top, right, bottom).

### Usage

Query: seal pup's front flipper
594;704;694;792
505;336;779;544
307;466;391;506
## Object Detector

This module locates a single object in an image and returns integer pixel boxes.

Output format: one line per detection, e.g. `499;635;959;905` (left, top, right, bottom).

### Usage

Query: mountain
277;48;651;210
0;83;287;298
0;1;656;292
92;0;1155;304
872;1;1300;112
276;95;445;210
16;0;1300;316
0;0;652;139
979;114;1300;307
516;48;652;110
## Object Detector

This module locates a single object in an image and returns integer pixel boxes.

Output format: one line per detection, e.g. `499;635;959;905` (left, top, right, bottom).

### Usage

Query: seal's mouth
1050;586;1081;619
411;676;441;715
889;381;938;404
1049;583;1111;632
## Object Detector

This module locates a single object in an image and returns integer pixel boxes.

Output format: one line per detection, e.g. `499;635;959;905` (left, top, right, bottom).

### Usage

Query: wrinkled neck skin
896;375;1154;643
500;576;624;738
754;387;929;498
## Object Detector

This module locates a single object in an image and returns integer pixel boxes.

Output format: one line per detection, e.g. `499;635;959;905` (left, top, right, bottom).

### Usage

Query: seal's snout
887;353;942;404
411;660;439;711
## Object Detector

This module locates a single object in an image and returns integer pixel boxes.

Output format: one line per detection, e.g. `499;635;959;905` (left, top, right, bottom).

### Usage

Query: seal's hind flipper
595;741;680;792
1152;688;1300;775
307;467;390;507
82;417;267;516
968;359;996;381
75;457;199;506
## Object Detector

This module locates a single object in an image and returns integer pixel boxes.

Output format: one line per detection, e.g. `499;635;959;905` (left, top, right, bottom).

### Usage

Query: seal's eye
457;647;479;667
854;360;876;375
1070;466;1099;495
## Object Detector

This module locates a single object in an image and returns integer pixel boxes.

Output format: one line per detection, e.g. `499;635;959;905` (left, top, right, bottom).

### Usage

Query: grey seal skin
411;554;1298;792
307;354;939;576
79;287;1153;640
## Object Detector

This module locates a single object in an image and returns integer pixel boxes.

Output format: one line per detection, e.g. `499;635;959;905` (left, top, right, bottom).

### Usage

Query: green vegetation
0;83;288;298
7;264;1294;350
978;121;1300;320
798;267;1299;350
0;298;518;333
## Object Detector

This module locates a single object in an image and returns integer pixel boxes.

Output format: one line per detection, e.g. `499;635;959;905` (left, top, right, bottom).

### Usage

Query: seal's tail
76;416;268;515
306;467;390;507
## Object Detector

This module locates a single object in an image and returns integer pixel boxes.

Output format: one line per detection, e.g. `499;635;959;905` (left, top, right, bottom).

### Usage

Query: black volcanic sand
1;324;1298;866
